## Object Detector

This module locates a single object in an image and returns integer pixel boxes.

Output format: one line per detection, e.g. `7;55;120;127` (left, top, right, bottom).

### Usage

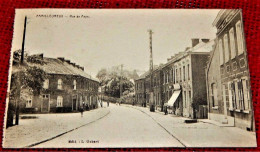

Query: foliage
96;66;137;98
10;50;48;99
26;54;46;65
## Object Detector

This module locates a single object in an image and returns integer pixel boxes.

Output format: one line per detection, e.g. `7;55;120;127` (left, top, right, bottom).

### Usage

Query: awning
166;90;181;107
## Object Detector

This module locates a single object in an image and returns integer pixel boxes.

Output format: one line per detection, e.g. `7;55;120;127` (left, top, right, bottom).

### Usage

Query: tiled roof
30;57;99;82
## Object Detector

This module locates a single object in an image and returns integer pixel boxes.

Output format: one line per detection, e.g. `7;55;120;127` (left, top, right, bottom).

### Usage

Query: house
19;54;99;113
135;39;214;119
162;39;214;118
206;9;254;131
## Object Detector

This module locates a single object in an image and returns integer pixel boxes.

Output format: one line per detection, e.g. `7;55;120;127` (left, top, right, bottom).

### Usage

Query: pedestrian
164;106;168;115
80;106;84;117
107;101;109;107
100;100;103;108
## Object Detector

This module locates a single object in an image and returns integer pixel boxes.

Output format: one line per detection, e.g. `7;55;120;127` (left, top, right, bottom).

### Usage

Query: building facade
135;39;214;119
19;54;99;113
161;39;213;118
207;9;254;130
135;77;146;106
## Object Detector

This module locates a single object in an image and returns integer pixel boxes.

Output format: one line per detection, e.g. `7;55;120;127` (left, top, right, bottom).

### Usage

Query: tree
7;50;47;128
96;67;137;99
96;68;107;85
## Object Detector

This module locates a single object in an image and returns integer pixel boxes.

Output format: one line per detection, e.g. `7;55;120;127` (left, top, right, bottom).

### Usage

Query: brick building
135;74;146;106
206;9;254;130
135;39;214;119
19;54;99;113
162;39;214;118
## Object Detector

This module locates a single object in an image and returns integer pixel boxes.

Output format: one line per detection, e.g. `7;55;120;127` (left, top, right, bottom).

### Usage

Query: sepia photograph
2;9;257;148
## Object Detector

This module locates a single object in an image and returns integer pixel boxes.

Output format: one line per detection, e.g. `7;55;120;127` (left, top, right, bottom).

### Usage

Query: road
34;103;185;148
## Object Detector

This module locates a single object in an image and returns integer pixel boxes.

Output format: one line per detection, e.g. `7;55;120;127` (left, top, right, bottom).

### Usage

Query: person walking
80;106;84;117
164;105;168;115
107;101;109;107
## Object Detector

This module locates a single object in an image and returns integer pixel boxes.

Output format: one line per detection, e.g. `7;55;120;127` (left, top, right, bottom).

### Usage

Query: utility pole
15;16;27;125
120;64;123;98
148;29;154;112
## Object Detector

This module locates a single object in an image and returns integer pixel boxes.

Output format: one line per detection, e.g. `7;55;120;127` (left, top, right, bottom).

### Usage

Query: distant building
207;9;254;130
19;54;99;113
135;76;146;106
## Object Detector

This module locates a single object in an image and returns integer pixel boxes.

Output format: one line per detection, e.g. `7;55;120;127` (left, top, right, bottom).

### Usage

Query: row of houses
134;9;254;131
17;54;100;113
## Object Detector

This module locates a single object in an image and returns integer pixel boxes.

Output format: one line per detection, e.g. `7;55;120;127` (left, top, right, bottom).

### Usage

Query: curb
24;109;110;148
123;105;187;147
197;119;234;127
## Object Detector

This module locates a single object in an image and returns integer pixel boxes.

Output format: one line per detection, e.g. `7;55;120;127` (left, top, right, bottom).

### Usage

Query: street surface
4;103;257;148
34;103;184;148
33;103;257;148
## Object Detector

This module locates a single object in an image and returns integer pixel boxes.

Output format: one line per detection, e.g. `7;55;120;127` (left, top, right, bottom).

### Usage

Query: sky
12;9;220;78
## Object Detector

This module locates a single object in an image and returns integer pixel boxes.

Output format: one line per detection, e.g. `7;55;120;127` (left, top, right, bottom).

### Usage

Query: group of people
99;100;110;107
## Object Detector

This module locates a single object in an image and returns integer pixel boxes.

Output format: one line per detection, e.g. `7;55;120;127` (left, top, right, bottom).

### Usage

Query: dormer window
57;79;62;90
73;80;77;90
43;79;49;89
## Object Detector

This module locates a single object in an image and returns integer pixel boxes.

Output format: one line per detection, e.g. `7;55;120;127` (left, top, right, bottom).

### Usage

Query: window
57;96;63;107
183;66;186;81
187;64;190;80
234;80;240;109
236;20;244;55
172;67;175;83
73;80;77;90
175;68;178;83
228;82;235;110
42;94;49;98
229;28;236;59
179;68;182;82
57;79;62;90
189;91;191;105
224;34;230;63
43;79;49;89
242;78;250;110
166;72;169;83
163;73;165;84
26;99;32;108
219;39;224;65
211;83;218;107
183;91;186;108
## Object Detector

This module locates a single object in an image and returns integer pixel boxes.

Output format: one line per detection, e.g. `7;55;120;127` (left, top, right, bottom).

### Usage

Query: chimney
201;39;210;43
80;67;84;71
39;53;43;59
75;65;80;69
71;63;76;67
57;57;65;62
191;38;200;47
65;60;70;64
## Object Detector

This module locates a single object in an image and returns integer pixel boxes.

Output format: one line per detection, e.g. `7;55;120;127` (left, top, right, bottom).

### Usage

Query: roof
135;71;149;80
29;56;99;82
162;39;214;68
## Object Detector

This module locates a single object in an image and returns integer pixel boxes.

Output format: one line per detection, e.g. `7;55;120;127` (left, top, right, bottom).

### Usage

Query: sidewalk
3;107;110;148
125;105;257;147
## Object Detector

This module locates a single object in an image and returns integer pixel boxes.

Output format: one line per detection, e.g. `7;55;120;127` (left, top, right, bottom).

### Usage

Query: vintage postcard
2;9;257;148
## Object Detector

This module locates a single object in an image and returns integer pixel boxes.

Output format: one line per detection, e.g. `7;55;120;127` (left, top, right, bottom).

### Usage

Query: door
72;95;77;111
42;94;50;112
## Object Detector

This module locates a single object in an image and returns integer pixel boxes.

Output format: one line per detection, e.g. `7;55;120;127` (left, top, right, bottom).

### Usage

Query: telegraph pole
120;64;123;99
148;29;154;112
21;16;27;64
15;16;27;125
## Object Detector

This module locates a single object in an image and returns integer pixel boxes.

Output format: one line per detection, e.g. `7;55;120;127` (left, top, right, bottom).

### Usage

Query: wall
191;53;210;118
